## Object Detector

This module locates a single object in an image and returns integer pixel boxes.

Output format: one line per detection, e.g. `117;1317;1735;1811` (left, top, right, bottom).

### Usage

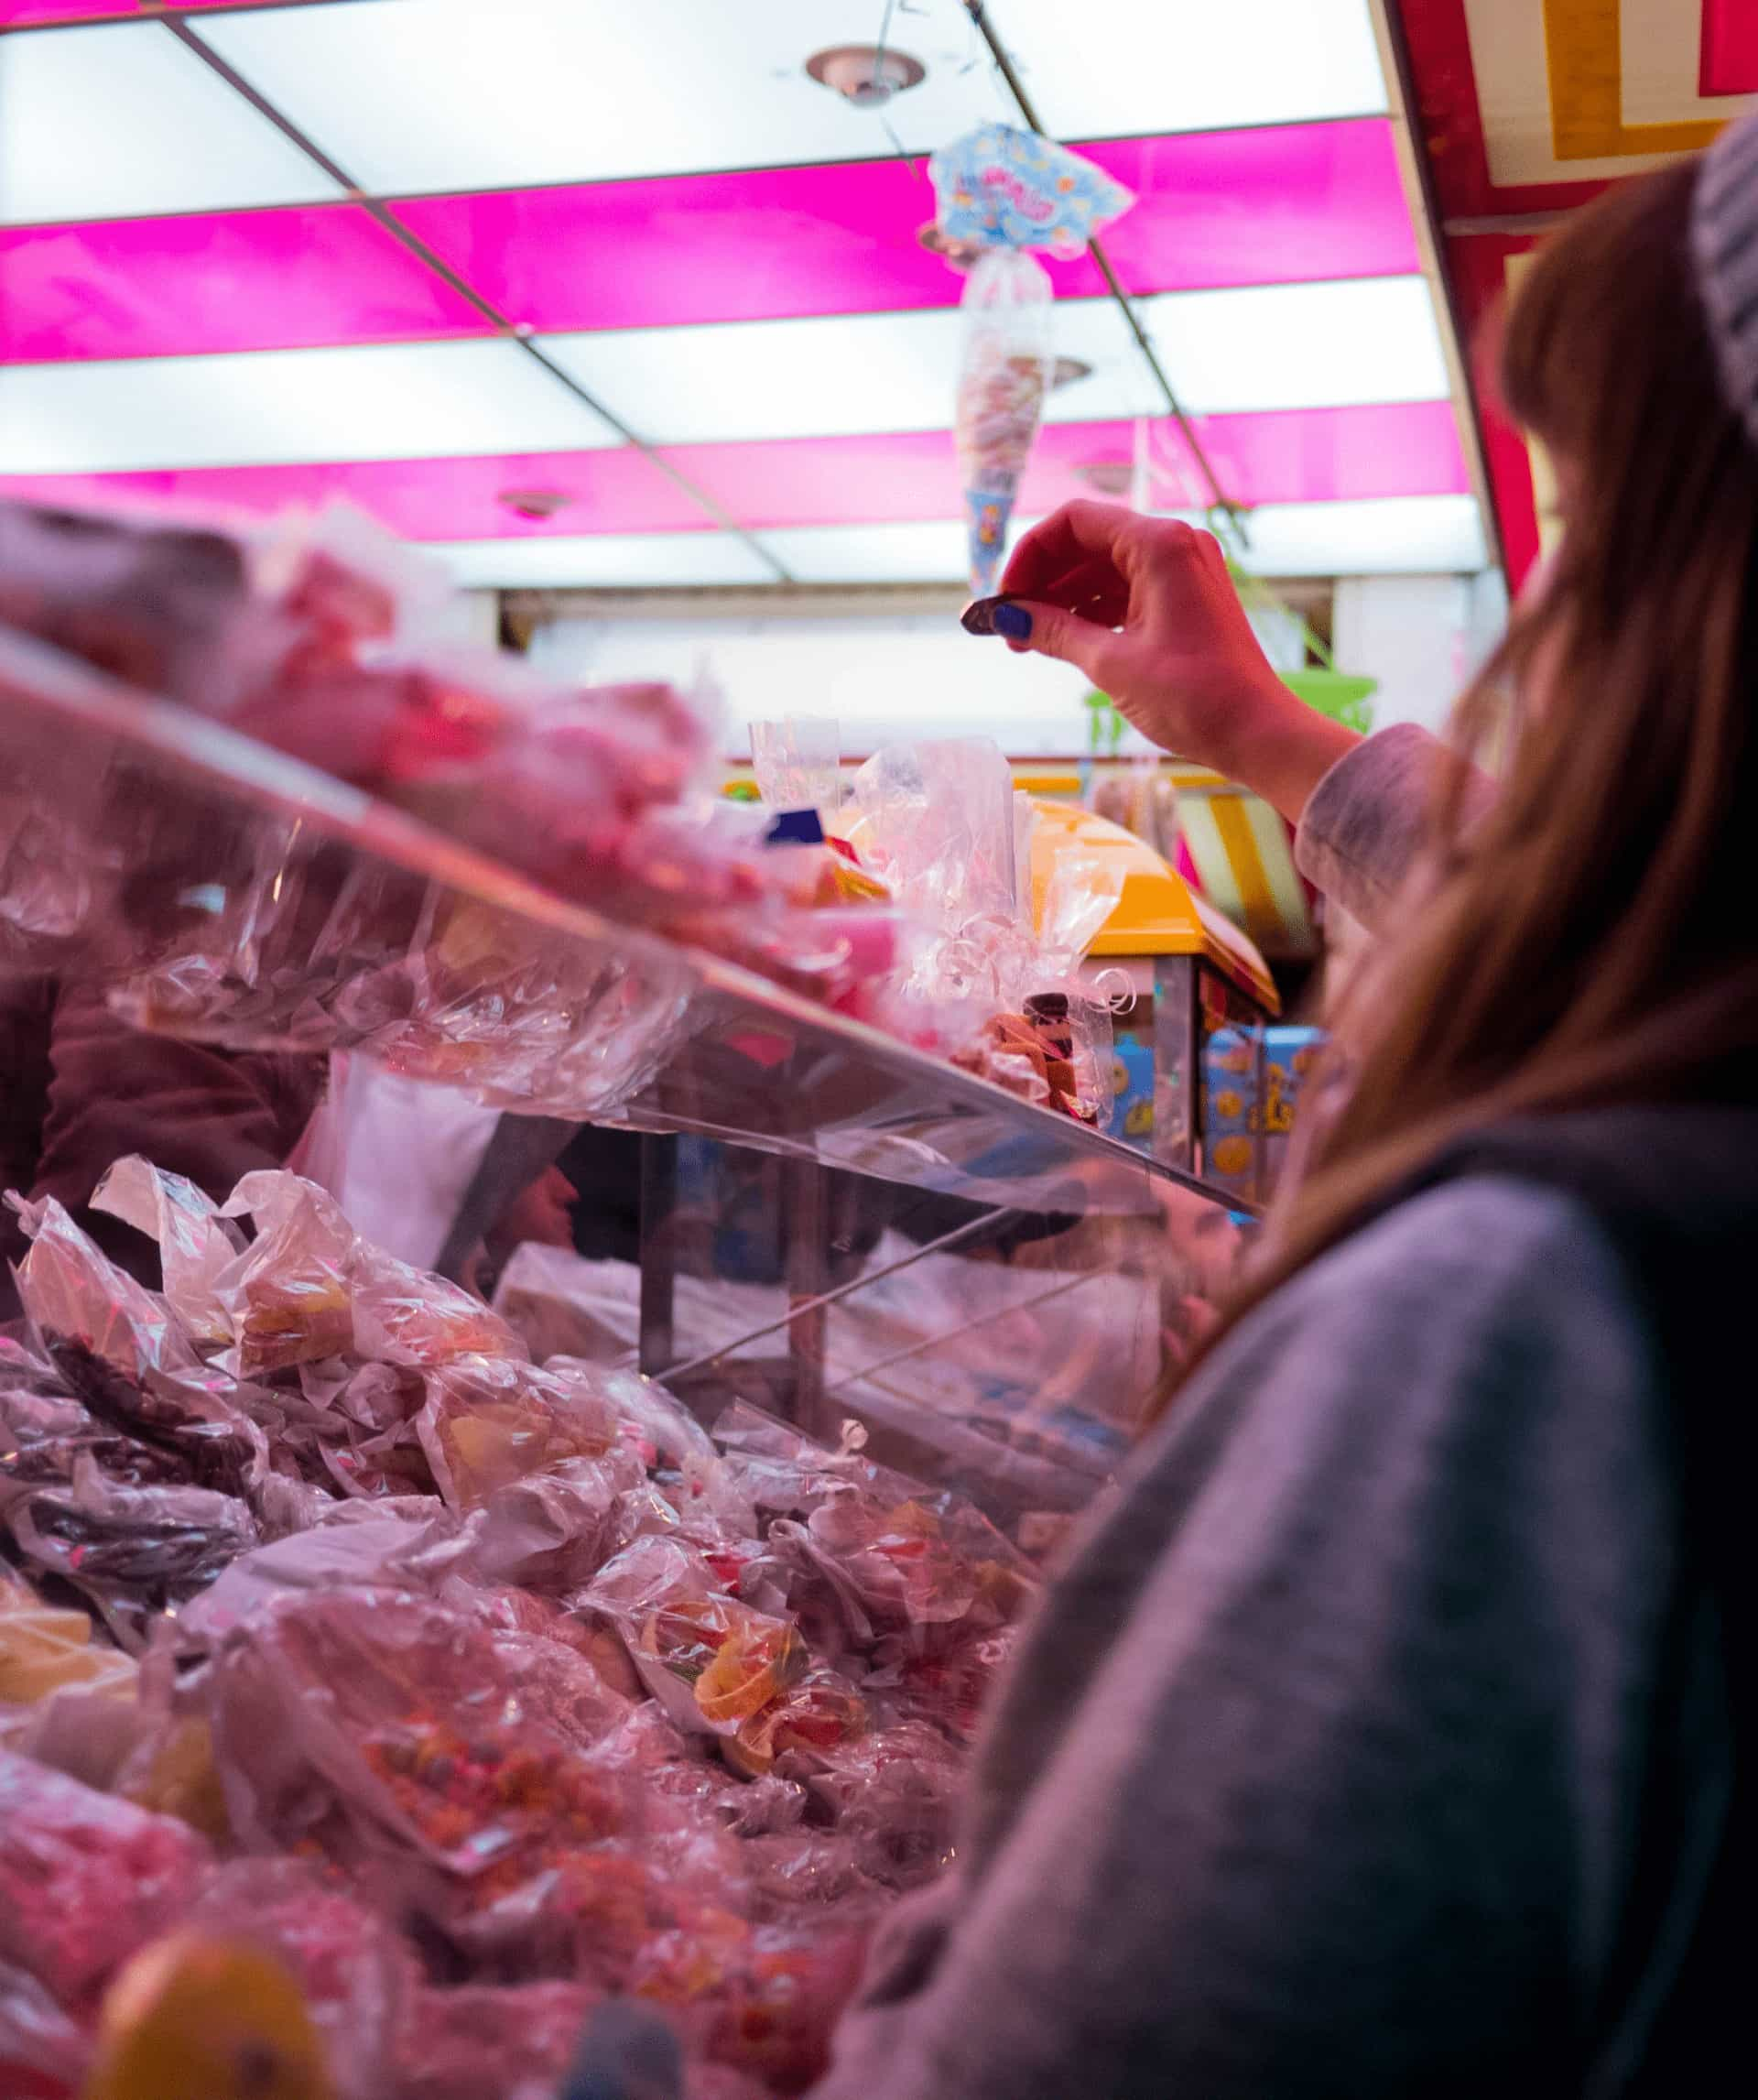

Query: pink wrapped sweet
0;1748;210;2009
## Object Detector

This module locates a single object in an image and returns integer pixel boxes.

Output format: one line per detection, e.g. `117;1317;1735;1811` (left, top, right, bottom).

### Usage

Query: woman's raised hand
992;502;1360;820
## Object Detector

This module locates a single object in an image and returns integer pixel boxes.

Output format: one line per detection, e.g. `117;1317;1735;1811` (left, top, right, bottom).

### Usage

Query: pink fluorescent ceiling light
666;404;1470;529
1700;0;1758;95
393;119;1417;336
0;448;712;539
0;0;320;20
0;206;493;365
2;124;1416;366
0;406;1468;543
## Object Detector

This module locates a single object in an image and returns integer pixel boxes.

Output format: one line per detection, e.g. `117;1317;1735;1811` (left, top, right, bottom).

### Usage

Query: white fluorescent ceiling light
0;21;342;226
0;341;619;474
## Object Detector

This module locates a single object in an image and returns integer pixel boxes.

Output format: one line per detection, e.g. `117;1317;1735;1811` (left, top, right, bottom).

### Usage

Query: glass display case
1;622;1249;1542
0;613;1264;2097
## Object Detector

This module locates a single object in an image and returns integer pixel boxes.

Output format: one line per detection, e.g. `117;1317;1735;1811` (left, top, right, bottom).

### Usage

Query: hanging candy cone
932;125;1136;590
964;486;1015;596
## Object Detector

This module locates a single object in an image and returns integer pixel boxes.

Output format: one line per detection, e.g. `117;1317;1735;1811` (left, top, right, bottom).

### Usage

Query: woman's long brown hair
1174;158;1758;1385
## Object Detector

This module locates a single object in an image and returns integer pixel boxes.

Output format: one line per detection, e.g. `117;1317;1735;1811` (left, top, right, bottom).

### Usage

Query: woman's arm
812;1178;1711;2100
993;504;1475;935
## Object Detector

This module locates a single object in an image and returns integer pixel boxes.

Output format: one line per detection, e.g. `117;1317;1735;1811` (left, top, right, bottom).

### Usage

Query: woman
807;127;1758;2099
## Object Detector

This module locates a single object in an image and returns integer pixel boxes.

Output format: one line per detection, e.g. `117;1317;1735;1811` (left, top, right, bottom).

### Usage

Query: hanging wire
872;0;928;177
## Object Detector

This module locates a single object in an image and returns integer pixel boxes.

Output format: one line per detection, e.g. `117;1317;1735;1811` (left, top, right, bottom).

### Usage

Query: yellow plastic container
1027;800;1279;1014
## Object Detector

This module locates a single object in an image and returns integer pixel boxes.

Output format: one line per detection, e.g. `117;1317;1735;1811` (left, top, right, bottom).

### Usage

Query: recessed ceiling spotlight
497;488;573;521
806;44;927;109
1051;357;1094;391
1076;461;1134;496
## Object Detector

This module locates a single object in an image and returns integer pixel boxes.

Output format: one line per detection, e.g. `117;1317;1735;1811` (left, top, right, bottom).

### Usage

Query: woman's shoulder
1177;1172;1665;1488
1279;1170;1641;1322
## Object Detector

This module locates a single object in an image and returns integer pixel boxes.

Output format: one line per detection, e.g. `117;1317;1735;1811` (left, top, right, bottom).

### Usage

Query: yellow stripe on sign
1544;0;1721;161
1196;788;1286;954
1174;796;1236;916
1242;791;1315;953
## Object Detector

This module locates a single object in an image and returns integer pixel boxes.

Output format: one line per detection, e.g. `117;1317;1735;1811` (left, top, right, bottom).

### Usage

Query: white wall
1331;571;1509;736
529;608;1100;758
527;575;1506;759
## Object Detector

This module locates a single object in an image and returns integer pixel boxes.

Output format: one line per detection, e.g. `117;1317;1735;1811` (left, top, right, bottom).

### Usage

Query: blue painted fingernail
992;601;1033;641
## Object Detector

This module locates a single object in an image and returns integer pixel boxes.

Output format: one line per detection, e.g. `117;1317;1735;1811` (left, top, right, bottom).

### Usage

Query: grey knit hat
1692;111;1758;443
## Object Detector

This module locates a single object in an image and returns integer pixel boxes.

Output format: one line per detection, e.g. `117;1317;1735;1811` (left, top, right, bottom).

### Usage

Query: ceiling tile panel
200;0;1009;195
537;302;1167;448
1195;494;1489;575
537;278;1444;449
201;0;1385;195
433;530;776;589
1137;277;1450;415
0;1;331;22
0;21;342;224
993;0;1387;138
755;520;988;585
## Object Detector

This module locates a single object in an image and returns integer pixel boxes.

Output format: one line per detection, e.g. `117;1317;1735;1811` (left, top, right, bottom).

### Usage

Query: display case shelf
0;623;1252;1224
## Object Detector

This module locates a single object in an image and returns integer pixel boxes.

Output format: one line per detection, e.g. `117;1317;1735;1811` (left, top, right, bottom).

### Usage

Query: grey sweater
810;730;1729;2098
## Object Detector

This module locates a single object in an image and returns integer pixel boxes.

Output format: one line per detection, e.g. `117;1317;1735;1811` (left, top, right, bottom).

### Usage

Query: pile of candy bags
0;1157;1038;2097
1;494;1119;1125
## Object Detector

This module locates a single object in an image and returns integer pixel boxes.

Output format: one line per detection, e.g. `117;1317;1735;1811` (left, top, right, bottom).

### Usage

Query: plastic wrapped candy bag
90;1156;244;1350
413;1354;634;1513
198;1591;631;1899
5;1456;259;1644
628;1913;871;2095
33;1338;266;1502
863;1621;1024;1747
844;739;1022;988
0;1957;89;2100
10;1193;200;1389
0;493;265;716
215;1170;359;1376
392;1980;603;2100
184;1858;416;2100
708;1405;906;1525
802;1484;1033;1635
468;1458;629;1593
544;1356;715;1471
0;1747;211;2011
728;1666;869;1779
171;1503;473;1649
928;125;1134;590
799;1721;963;1891
840;739;1123;1115
350;1243;526;1371
579;1537;806;1740
0;1569;137;1705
